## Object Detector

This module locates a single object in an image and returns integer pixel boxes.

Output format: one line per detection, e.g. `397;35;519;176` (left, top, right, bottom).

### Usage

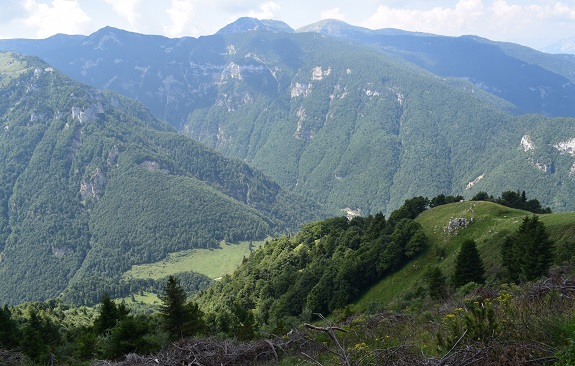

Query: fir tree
0;305;18;349
453;239;485;288
502;215;554;282
94;293;123;335
428;266;448;300
20;308;49;363
160;275;204;340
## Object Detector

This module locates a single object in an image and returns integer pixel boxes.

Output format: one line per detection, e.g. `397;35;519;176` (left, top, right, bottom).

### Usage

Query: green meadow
123;239;267;280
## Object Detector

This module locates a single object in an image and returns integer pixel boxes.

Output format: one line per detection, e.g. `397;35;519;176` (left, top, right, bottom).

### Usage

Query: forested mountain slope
299;19;575;117
0;52;324;305
195;197;429;329
2;21;575;214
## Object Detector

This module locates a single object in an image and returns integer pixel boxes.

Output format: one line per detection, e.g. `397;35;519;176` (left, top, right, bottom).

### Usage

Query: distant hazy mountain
0;52;324;305
541;38;575;55
298;19;575;117
2;19;575;217
217;17;294;34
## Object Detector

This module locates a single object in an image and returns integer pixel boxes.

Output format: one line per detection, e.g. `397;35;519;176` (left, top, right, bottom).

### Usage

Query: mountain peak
216;17;294;35
82;26;169;50
296;19;367;36
82;26;129;49
541;37;575;55
297;19;431;38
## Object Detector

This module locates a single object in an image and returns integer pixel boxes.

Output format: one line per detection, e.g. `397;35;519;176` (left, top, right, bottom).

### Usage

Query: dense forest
196;196;429;331
0;52;326;305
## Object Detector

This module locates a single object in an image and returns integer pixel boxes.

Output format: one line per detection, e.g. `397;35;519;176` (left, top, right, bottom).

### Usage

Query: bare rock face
447;217;472;234
79;167;107;201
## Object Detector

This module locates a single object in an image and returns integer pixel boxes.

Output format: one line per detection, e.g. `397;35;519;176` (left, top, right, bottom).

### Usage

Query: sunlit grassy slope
0;52;29;86
355;201;575;311
122;239;267;280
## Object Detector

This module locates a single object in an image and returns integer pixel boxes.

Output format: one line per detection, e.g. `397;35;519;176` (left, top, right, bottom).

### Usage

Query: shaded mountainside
2;22;575;215
0;52;325;305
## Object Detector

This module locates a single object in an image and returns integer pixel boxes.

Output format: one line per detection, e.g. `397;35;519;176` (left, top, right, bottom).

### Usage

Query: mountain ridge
217;17;294;35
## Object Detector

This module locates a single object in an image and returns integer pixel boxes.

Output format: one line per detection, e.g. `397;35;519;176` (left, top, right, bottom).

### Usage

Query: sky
0;0;573;50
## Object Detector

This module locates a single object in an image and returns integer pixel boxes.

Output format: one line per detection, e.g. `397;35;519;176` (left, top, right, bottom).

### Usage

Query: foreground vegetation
4;268;575;365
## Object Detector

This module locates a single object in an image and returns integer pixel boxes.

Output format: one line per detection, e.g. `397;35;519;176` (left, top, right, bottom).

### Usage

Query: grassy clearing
354;201;575;312
0;53;29;87
123;239;267;280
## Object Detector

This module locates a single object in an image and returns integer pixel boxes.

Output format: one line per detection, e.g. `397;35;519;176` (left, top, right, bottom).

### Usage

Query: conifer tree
453;239;485;288
160;275;204;340
20;308;49;363
94;293;120;335
502;215;554;282
0;305;18;349
428;266;448;300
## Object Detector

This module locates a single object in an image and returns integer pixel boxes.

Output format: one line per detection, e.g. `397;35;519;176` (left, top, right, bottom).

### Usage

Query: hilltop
357;200;575;310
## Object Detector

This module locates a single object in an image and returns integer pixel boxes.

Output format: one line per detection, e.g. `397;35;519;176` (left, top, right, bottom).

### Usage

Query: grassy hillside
3;199;575;365
355;201;575;311
123;239;267;280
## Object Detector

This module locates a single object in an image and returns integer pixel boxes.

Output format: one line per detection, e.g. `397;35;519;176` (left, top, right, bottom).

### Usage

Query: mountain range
3;18;573;214
2;18;575;304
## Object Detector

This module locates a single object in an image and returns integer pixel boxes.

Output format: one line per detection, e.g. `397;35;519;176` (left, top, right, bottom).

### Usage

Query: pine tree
160;275;204;340
94;293;119;335
0;305;18;349
453;239;485;288
428;266;448;300
502;215;554;282
20;308;49;363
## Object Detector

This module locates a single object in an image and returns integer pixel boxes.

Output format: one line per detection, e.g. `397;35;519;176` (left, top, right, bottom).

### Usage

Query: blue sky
0;0;573;50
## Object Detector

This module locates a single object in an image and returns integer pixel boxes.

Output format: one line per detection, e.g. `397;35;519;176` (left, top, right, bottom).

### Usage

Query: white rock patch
520;135;534;151
311;66;331;80
569;162;575;179
554;138;575;155
291;83;312;98
466;174;484;190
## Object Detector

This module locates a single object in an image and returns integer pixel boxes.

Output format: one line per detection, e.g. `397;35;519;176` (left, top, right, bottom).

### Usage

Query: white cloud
321;7;347;21
361;0;575;46
165;0;198;37
363;0;485;35
245;1;280;19
22;0;91;38
102;0;141;29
